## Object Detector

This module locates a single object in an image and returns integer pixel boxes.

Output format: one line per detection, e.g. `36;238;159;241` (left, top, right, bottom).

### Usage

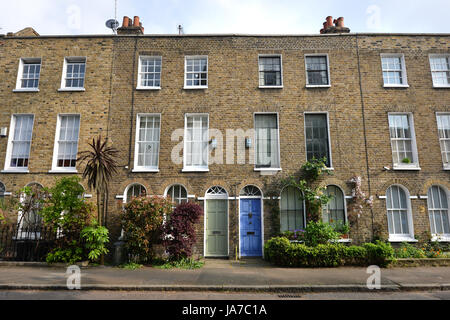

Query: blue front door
240;199;262;257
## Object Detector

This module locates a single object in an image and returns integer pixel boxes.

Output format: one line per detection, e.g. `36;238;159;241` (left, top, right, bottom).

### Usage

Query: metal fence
0;225;57;262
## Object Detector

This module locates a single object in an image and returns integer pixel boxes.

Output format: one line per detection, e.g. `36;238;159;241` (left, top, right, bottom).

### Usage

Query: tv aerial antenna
105;0;119;34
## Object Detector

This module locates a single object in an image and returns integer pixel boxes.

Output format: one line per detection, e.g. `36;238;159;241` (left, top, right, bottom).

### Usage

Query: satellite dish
105;19;119;31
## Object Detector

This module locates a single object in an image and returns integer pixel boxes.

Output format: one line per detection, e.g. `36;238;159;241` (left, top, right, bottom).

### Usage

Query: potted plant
331;221;350;239
401;157;411;164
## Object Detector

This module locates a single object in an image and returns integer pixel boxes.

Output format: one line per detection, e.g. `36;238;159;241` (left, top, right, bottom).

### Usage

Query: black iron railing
0;224;57;262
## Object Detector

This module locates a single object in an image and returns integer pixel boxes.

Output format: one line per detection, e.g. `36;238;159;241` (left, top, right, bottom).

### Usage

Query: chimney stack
117;16;144;35
320;16;350;34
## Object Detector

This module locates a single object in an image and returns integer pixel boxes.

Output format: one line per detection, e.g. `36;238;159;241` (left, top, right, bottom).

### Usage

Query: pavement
0;258;449;293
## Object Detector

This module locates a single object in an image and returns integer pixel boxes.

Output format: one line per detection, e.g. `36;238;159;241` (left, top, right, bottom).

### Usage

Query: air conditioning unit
0;127;7;137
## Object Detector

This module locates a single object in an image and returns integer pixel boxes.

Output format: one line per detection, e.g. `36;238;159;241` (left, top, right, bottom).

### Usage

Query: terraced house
0;16;448;261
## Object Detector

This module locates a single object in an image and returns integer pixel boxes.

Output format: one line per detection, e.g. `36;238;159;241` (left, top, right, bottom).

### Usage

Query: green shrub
394;242;426;259
344;246;368;266
363;240;395;267
81;221;109;262
264;237;395;268
302;221;340;246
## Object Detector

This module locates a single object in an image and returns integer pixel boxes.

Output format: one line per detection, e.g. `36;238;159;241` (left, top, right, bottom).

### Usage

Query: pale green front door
205;199;228;257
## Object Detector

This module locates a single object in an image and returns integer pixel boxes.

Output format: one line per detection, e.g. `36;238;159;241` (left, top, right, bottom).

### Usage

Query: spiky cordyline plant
77;136;119;226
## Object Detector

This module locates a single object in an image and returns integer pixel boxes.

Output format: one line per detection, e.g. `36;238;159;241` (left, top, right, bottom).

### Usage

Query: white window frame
59;57;87;91
184;55;208;89
136;56;162;90
182;113;209;172
380;53;409;88
427;185;450;242
436;112;450;170
14;58;42;92
279;186;306;232
253;112;281;171
303;112;333;169
164;184;189;206
429;54;450;88
304;53;331;88
388;112;420;170
49;114;81;173
133;113;161;172
386;184;416;242
258;54;283;89
2;114;34;173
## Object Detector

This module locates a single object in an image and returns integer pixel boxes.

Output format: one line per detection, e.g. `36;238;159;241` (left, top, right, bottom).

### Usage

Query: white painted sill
182;168;209;172
132;168;160;173
58;88;86;92
431;236;450;242
383;84;409;88
258;85;283;89
48;169;78;174
183;86;208;90
443;166;450;171
432;85;450;89
136;86;161;91
254;168;282;172
393;165;421;171
389;237;418;243
13;88;39;92
1;169;30;173
306;84;331;88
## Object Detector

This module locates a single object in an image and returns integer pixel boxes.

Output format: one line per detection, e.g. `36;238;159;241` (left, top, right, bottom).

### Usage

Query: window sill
1;169;29;174
182;168;209;172
383;84;409;88
443;166;450;171
183;86;208;90
13;88;39;92
258;85;283;89
392;165;421;171
306;84;331;88
389;237;418;243
431;236;450;242
136;86;161;91
432;85;450;89
132;168;159;173
58;88;86;92
254;168;282;172
48;169;78;174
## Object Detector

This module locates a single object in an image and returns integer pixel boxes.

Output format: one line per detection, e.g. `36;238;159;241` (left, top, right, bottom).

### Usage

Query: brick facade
0;30;448;260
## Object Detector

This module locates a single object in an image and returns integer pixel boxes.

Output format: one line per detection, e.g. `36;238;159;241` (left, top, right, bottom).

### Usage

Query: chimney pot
336;17;345;28
122;16;130;28
326;16;333;28
133;16;140;27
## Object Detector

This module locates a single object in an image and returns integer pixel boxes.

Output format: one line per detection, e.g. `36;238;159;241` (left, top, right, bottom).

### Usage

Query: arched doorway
204;186;228;257
239;185;263;257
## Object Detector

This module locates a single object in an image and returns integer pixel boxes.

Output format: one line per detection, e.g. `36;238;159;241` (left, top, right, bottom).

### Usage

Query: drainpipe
128;37;138;168
355;33;375;241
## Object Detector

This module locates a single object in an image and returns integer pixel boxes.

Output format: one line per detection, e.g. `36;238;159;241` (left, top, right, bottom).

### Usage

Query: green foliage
283;158;333;222
330;220;350;235
39;177;96;264
363;240;395;267
401;157;411;164
301;157;333;182
153;258;205;270
81;221;109;262
46;246;84;264
394;242;426;259
121;196;173;263
119;262;143;270
302;221;340;246
264;237;395;267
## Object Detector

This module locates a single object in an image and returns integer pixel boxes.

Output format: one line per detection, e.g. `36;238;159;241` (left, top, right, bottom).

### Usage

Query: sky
1;0;449;36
